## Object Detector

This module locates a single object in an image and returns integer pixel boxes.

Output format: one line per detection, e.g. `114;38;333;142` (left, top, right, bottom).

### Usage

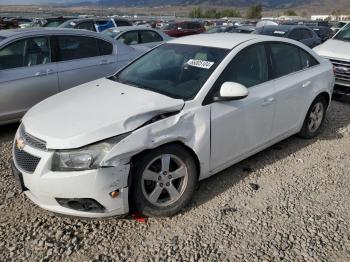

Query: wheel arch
128;141;201;187
313;91;331;109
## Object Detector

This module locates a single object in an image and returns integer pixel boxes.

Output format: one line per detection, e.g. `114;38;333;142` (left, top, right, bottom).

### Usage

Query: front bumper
12;139;130;218
333;83;350;97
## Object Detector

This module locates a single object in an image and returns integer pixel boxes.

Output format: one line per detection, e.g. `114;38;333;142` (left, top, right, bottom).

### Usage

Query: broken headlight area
51;133;130;171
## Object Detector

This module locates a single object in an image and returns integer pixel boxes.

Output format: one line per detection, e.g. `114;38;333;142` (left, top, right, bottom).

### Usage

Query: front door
210;44;276;171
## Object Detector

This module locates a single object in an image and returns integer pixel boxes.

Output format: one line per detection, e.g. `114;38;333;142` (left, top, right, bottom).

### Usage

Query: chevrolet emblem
16;138;25;151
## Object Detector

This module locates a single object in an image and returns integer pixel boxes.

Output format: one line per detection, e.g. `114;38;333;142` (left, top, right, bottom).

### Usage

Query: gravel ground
1;100;350;262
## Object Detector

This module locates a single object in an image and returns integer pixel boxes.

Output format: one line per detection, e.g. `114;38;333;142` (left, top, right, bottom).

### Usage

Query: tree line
189;5;263;19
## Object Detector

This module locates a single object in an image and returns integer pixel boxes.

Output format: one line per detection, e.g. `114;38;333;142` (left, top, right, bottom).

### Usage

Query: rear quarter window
98;39;113;55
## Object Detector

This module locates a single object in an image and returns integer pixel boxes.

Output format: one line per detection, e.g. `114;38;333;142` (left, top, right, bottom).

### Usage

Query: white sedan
12;34;334;218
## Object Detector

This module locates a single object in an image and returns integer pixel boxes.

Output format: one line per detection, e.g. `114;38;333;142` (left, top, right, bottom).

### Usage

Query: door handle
302;81;311;88
261;97;275;106
100;60;112;65
46;69;55;75
34;71;47;77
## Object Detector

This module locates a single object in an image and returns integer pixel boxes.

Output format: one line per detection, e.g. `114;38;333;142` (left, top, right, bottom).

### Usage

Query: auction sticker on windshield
187;59;214;69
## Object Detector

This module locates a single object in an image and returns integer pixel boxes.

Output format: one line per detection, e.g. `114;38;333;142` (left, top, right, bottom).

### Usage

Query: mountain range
0;0;311;8
0;0;349;11
98;0;307;8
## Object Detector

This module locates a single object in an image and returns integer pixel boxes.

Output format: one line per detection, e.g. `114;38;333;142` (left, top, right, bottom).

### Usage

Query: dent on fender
103;106;211;180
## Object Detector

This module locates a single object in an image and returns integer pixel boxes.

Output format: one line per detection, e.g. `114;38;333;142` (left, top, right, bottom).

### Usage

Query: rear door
55;35;116;91
0;36;58;122
268;42;319;138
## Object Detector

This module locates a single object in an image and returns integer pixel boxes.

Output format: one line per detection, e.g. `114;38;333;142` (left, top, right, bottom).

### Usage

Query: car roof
261;25;309;31
0;28;115;41
106;26;158;32
169;33;277;49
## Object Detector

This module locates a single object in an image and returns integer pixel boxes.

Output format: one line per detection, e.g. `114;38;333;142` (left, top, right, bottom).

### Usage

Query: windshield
102;28;122;38
334;22;347;28
334;23;350;41
113;43;229;100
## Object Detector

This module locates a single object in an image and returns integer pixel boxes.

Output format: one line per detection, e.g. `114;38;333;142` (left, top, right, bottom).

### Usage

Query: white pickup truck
314;22;350;98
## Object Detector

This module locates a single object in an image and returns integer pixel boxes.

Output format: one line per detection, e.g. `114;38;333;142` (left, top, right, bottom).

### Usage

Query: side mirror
215;82;249;101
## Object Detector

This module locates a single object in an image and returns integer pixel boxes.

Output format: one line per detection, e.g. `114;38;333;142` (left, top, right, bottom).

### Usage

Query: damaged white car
12;34;334;217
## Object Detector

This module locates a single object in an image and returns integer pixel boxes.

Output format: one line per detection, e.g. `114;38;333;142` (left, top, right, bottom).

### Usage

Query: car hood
22;78;184;149
313;39;350;61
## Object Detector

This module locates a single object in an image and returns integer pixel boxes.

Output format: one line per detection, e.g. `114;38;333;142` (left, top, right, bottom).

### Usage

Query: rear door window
57;35;99;61
270;43;303;78
117;31;139;45
140;30;163;43
301;28;313;39
0;36;51;70
288;29;302;41
77;21;95;31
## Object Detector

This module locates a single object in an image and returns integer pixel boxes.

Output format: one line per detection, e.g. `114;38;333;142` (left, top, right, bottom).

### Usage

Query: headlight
51;133;129;171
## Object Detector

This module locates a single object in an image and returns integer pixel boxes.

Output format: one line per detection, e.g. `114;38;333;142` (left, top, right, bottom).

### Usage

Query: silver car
0;28;143;125
101;26;172;50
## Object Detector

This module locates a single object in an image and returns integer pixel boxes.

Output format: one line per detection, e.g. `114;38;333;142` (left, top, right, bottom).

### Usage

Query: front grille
20;125;47;151
14;147;41;174
330;59;350;84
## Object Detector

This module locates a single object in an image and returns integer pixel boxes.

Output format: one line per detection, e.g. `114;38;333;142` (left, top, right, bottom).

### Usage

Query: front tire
299;97;327;139
131;144;197;217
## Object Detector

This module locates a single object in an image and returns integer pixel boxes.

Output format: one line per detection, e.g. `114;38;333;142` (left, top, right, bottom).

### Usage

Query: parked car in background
59;18;132;32
11;34;334;218
162;21;205;37
0;28;144;125
255;25;322;48
205;26;237;34
310;26;334;43
330;21;349;34
7;18;33;28
102;26;172;49
0;18;19;30
233;25;256;34
42;16;77;28
314;23;350;98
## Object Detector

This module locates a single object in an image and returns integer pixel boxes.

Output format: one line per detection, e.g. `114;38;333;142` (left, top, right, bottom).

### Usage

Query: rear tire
298;97;327;139
131;144;197;217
